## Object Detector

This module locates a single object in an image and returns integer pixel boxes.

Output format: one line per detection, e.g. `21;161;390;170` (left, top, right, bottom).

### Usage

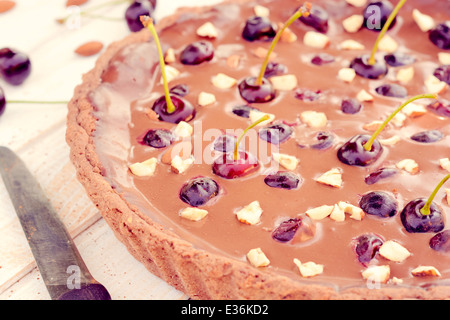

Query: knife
0;146;111;300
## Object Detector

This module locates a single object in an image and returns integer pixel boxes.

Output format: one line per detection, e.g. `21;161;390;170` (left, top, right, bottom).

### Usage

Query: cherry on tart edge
238;4;311;104
141;16;195;123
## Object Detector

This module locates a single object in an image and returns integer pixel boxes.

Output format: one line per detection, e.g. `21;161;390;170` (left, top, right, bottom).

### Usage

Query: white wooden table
0;0;220;300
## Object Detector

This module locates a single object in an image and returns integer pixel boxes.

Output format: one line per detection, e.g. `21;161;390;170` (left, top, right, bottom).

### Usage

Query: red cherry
212;151;259;179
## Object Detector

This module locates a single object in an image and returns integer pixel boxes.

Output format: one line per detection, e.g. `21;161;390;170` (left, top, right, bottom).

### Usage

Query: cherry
429;230;450;254
375;83;407;98
141;17;195;123
231;104;259;118
125;0;156;32
169;84;189;97
310;131;335;150
400;198;445;233
364;167;398;185
264;171;301;190
427;99;450;118
142;128;174;148
179;177;220;207
359;191;398;218
384;52;415;67
0;48;31;85
294;88;322;102
353;233;384;265
350;55;388;79
311;53;335;66
264;62;287;78
0;86;5;116
298;5;328;33
242;16;276;42
258;123;293;145
179;41;214;65
341;98;362;114
429;22;450;50
363;0;397;32
213;134;237;153
272;218;302;242
433;65;450;85
337;134;383;166
410;130;443;143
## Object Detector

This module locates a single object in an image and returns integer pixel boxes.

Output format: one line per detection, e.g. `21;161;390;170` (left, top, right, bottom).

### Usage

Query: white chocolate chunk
362;265;390;284
338;67;356;82
411;266;441;278
171;155;194;174
236;201;263;225
196;21;218;38
247;248;270;267
300;110;328;128
173;121;193;138
303;31;330;49
293;259;324;278
316;168;342;188
424;74;447;94
179;207;208;221
339;39;365;50
342;14;364;33
396;66;415;84
272;153;299;171
306;205;334;220
379;240;411;262
270;74;298;91
198;91;216;106
412;9;435;32
129;158;157;177
396;159;419;174
211;73;237;89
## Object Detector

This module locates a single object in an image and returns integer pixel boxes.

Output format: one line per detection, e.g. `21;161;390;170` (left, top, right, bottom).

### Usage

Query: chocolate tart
66;0;450;299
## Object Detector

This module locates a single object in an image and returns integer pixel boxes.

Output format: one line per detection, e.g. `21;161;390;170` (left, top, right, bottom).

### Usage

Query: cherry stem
368;0;407;65
255;3;311;85
363;93;437;151
420;173;450;216
233;114;270;160
141;16;176;114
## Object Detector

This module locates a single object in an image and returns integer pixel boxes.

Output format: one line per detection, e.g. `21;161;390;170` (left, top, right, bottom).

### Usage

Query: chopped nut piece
198;91;216;106
306;205;334;220
342;14;364;33
173;121;193;138
251;46;277;60
401;102;426;117
211;73;237;89
356;89;374;102
280;25;297;43
236;201;263;225
270;74;298;91
338;67;356;82
411;266;441;277
196;21;218;38
272;152;299;171
425;74;447;94
362;265;390;284
254;4;270;17
396;66;415;84
445;188;450;205
300;110;328;128
316;168;342;188
164;48;176;63
412;9;435;32
391;112;406;127
161;141;193;164
378;34;398;53
379;240;411;262
179;207;208;221
438;52;450;65
161;65;179;83
329;204;346;222
226;54;241;68
345;0;367;7
247;248;270;267
440;158;450;172
363;120;382;131
390;277;403;285
338;201;365;220
303;31;330;49
293;259;324;278
129;158;157;177
379;135;401;146
339;39;365;50
249;110;275;126
396;159;419;174
171;155;194;174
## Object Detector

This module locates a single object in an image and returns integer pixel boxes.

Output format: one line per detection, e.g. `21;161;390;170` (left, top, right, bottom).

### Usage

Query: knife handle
49;283;111;300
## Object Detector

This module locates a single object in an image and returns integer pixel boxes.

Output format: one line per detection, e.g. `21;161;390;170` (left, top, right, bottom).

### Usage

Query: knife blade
0;146;111;300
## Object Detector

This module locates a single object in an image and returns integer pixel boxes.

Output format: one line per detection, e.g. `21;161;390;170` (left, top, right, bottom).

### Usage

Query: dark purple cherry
264;171;301;190
0;48;31;85
375;83;407;98
350;55;388;80
125;0;156;32
231;104;259;118
212;151;259;179
337;134;383;166
169;84;189;97
354;233;384;265
311;53;335;66
427;99;450;118
433;65;450;85
258;123;293;145
263;62;287;77
363;1;397;32
359;191;398;218
410;130;444;143
384;52;415;67
298;5;328;33
400;198;445;233
364;167;398;185
179;177;219;207
180;41;214;65
429;22;450;50
142;128;174;148
213;134;237;153
311;131;335;150
341;98;362;114
429;230;450;253
294;88;322;102
238;76;275;103
152;95;195;124
0;86;5;116
242;16;276;42
272;218;302;242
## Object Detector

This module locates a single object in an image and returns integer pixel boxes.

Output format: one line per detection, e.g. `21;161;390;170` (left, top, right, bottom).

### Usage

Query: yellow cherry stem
141;16;176;113
363;93;437;151
420;173;450;216
368;0;407;65
255;3;311;86
234;114;270;160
